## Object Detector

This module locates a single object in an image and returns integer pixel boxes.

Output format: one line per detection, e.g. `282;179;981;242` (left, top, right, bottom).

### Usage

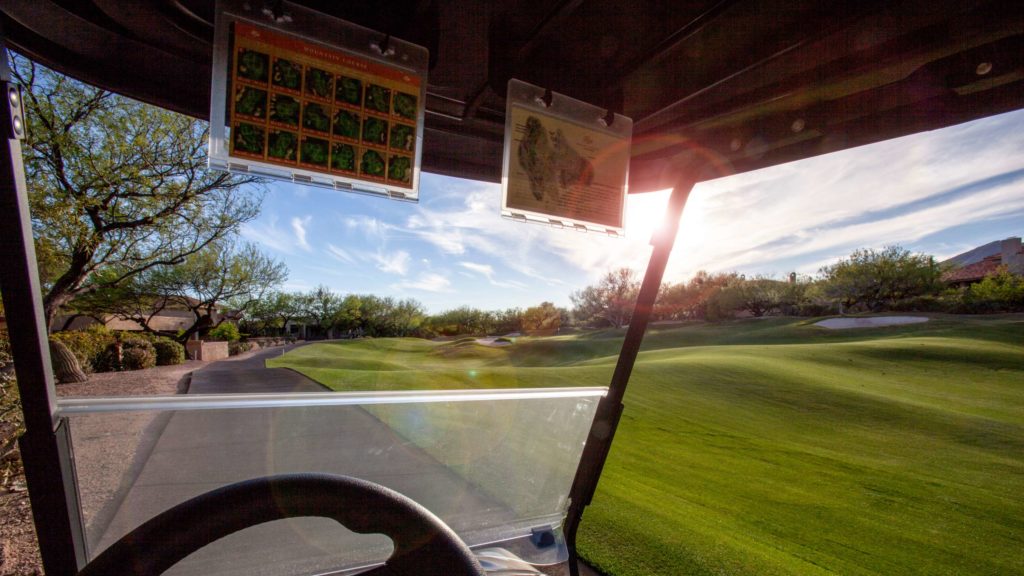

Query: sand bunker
815;316;930;329
474;337;513;347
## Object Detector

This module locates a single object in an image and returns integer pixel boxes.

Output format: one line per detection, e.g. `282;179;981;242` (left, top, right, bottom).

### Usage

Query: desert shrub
888;295;950;313
152;339;185;366
968;269;1024;311
93;343;122;372
208;323;241;342
228;341;252;356
50;326;117;373
1;328;24;480
795;302;835;317
120;338;156;370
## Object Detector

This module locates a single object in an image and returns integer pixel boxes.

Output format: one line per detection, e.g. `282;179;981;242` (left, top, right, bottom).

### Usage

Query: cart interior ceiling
3;0;1021;190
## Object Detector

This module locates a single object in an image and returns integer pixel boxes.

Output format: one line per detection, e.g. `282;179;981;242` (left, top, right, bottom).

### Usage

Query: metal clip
6;84;25;140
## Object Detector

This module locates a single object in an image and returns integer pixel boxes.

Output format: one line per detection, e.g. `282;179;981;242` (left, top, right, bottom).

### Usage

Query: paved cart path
93;345;520;576
185;343;324;394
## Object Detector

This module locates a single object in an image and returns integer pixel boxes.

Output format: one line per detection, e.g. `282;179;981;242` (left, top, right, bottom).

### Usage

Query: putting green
269;315;1024;575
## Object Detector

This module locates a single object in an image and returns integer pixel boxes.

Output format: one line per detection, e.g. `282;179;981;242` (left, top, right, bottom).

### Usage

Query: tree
960;267;1024;312
570;268;639;328
90;241;287;342
240;291;304;336
714;276;793;317
522;302;562;332
425;307;493;336
493;308;524;334
12;55;263;329
655;271;738;320
819;246;942;312
301;285;343;337
386;298;428;337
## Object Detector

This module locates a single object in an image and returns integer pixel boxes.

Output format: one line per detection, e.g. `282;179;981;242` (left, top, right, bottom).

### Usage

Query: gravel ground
0;355;603;576
1;361;200;576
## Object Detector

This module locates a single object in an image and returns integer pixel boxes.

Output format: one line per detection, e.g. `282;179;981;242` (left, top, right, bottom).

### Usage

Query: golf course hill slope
268;315;1024;576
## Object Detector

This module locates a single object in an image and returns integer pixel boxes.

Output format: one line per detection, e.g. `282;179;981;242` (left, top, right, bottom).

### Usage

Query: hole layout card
209;0;427;201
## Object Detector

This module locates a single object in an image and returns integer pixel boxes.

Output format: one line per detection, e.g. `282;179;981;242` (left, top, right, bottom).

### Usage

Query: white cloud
402;183;570;284
241;216;299;254
374;250;411;275
459;261;529;289
393;272;452;293
291;216;312;251
459;261;493;276
325;243;356;264
343;215;387;239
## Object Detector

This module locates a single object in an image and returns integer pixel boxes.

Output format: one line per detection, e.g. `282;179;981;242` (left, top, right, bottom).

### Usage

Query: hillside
270;315;1024;575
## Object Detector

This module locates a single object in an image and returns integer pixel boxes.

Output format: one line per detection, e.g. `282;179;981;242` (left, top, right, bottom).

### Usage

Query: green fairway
268;315;1024;575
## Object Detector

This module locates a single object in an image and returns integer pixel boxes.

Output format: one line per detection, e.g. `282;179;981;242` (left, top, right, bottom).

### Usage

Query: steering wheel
77;473;487;576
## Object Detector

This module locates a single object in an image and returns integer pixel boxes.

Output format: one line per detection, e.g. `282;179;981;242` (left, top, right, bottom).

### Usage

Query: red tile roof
942;255;1002;283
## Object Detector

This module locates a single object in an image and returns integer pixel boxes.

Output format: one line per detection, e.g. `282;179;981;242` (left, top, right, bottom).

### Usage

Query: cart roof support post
564;168;698;576
0;37;87;573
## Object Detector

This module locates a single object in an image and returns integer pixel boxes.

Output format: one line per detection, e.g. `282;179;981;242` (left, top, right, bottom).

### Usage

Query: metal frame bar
0;36;86;573
57;386;608;415
564;171;697;576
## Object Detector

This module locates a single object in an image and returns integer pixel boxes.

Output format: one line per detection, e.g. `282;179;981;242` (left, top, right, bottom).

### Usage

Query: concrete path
94;344;520;575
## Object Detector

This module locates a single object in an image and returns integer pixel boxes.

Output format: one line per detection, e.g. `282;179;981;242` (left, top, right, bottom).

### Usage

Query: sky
241;109;1024;314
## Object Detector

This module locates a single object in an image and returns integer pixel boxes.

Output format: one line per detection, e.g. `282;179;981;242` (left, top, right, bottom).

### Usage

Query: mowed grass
268;315;1024;575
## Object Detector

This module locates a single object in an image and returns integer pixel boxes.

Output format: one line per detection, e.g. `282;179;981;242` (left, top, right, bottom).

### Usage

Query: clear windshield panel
58;387;604;574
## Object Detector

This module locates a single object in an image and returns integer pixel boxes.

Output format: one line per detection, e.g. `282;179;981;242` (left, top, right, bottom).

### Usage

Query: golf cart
0;1;1020;574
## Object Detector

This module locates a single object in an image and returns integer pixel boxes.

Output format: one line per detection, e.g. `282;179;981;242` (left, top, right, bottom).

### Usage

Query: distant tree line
570;245;1024;327
239;286;567;339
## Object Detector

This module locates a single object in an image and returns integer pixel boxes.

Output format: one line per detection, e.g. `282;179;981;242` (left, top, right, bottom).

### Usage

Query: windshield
61;388;603;572
4;48;1023;576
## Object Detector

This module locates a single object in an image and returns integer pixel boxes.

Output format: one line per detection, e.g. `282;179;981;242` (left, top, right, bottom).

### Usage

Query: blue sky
241;109;1024;314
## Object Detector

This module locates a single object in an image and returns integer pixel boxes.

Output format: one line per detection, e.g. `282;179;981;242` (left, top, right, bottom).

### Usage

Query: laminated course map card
502;79;632;234
209;2;427;201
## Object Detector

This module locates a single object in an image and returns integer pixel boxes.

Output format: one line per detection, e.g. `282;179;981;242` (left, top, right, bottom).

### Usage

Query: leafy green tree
358;296;426;337
207;322;241;343
425;307;493;336
492;308;524;334
12;55;263;329
335;294;365;334
570;268;639;328
961;267;1024;312
239;290;304;336
522;302;562;332
301;285;343;337
654;271;738;320
391;299;428;337
819;246;942;312
713;276;794;317
84;242;286;342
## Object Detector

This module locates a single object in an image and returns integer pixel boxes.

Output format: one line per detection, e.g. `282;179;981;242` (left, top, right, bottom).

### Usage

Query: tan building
52;297;237;337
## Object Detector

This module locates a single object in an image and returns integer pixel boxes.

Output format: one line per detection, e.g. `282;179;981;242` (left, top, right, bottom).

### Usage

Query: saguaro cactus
50;339;88;383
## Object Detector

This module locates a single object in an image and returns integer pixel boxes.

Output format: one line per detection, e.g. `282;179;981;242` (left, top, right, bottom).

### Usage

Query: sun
624;188;708;247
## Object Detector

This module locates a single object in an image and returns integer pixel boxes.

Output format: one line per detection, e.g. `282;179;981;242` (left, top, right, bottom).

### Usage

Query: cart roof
3;1;1021;190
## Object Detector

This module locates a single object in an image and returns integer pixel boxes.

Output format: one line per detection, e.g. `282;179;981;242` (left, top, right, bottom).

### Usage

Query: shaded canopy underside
3;0;1021;190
